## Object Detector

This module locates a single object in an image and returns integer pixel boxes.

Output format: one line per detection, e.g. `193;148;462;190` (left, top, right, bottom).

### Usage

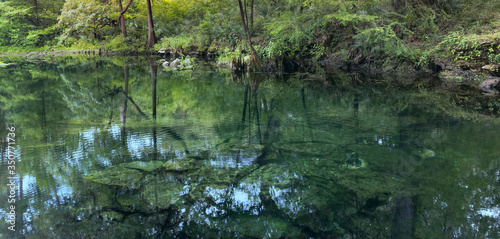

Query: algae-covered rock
216;141;265;158
85;166;144;187
186;164;260;202
101;211;124;222
411;148;436;159
274;141;336;156
241;163;297;199
142;178;188;209
342;152;367;169
186;165;253;188
163;158;196;172
121;160;165;172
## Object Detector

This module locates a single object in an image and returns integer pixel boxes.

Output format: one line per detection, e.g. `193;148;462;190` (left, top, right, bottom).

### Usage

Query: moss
101;211;124;222
412;148;436;159
121;161;165;172
142;179;187;209
85;166;144;187
273;142;337;156
163;158;196;172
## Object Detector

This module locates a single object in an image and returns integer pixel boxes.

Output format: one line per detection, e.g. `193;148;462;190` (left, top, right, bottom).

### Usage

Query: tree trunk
118;0;127;38
33;0;39;27
238;0;249;36
391;196;416;239
237;0;261;71
250;0;254;30
145;0;156;51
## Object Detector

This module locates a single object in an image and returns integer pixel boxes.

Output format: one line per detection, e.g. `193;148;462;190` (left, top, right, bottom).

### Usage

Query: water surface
0;57;499;238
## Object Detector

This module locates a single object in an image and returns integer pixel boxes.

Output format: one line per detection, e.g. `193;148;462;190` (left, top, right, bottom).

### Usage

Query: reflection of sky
110;124;159;159
197;168;306;218
74;124;176;164
109;124;121;138
22;174;73;206
208;153;257;169
22;175;37;199
232;181;261;214
269;174;305;217
18;118;498;237
478;207;500;218
374;134;396;147
204;187;228;204
204;181;262;215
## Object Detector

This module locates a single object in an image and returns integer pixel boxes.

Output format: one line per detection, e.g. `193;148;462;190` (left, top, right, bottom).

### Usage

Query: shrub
157;35;196;52
105;36;143;52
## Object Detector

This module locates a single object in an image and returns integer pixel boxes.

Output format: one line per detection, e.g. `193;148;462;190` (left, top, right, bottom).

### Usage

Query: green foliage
57;0;113;42
194;11;242;51
0;0;64;47
262;41;288;60
216;48;244;67
26;26;60;47
0;1;34;46
157;35;196;52
323;7;377;27
1;0;500;74
441;31;500;64
353;24;412;57
262;10;322;60
105;36;144;52
69;38;99;50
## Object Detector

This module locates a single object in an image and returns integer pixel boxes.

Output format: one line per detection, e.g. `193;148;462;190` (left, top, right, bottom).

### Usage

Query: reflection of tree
149;58;157;119
120;65;129;148
149;58;159;159
391;196;416;239
2;58;500;238
120;65;129;125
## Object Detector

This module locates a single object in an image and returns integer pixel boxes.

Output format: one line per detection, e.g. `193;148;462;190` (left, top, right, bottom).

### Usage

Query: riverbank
2;42;500;99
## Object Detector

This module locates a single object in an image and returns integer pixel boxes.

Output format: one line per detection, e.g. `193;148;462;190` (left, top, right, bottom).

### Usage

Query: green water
0;57;499;238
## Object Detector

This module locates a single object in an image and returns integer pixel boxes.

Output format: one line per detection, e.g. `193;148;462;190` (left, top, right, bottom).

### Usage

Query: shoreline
2;48;500;96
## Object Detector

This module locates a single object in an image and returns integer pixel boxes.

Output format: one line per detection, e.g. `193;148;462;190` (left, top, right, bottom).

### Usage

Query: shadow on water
0;57;499;238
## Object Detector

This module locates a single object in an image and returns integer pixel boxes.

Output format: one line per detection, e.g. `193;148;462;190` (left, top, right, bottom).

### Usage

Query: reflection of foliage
1;57;500;238
59;74;102;116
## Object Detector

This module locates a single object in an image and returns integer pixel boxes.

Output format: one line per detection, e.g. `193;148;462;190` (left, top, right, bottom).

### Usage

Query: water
0;57;499;238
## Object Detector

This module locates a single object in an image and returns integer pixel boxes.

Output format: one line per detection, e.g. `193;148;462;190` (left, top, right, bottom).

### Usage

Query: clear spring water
0;57;499;238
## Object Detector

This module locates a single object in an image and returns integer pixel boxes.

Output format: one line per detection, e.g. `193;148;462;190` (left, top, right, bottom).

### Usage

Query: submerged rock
142;176;188;209
121;160;164;172
342;152;366;169
85;166;144;187
163;158;195;172
274;141;336;156
411;148;436;159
